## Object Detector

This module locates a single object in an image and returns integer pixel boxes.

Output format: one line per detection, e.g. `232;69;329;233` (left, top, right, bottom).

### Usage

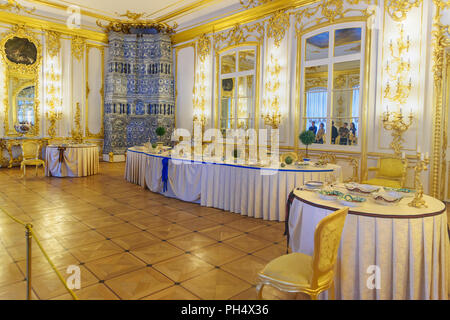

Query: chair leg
35;165;38;176
255;283;265;300
23;165;26;178
310;293;318;300
329;281;336;300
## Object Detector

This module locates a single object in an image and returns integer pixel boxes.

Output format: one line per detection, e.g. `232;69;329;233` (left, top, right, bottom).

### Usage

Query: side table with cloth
287;187;448;300
125;147;343;221
45;144;99;177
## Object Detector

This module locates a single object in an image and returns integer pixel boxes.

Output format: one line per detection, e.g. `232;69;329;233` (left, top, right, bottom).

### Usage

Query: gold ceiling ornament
429;0;450;199
197;33;211;62
213;22;264;51
294;0;375;34
46;31;61;58
384;0;422;22
239;0;273;9
71;36;85;61
266;9;290;47
0;0;35;14
96;11;177;34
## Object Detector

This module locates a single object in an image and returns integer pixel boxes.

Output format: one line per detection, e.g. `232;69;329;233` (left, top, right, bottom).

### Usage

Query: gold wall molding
384;0;422;22
71;36;85;61
172;0;319;44
85;44;104;139
240;0;273;9
46;30;61;58
0;11;107;43
0;0;35;14
71;102;83;143
430;0;450;198
266;9;291;47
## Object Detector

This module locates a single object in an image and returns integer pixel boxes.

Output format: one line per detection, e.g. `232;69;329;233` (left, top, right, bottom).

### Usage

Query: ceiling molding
172;0;320;44
0;10;107;43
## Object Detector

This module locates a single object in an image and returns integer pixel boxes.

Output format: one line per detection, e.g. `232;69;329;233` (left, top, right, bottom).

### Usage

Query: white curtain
351;86;360;131
306;87;327;120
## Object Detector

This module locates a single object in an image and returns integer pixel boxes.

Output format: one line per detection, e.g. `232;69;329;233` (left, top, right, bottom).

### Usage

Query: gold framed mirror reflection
0;24;41;137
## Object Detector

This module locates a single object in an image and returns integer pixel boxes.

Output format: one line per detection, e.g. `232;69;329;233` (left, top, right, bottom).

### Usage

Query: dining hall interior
0;0;448;301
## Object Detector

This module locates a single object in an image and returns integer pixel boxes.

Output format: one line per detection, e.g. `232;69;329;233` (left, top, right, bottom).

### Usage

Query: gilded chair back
377;158;407;179
22;141;40;160
310;207;348;290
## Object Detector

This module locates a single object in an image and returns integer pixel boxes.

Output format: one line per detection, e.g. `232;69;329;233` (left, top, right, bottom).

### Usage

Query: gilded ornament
384;0;422;22
71;102;83;143
197;34;211;62
266;10;290;47
213;22;264;51
0;0;35;14
239;0;272;9
96;11;177;34
46;31;61;58
71;36;85;61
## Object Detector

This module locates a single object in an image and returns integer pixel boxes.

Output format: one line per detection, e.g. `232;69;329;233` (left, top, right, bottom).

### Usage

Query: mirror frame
0;25;41;137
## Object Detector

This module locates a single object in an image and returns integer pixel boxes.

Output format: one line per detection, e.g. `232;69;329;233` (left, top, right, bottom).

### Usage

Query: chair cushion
363;178;402;189
22;159;45;166
260;252;313;286
378;158;404;178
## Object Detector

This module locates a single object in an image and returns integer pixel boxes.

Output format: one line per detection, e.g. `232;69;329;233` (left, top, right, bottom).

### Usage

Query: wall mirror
300;23;364;149
0;26;41;136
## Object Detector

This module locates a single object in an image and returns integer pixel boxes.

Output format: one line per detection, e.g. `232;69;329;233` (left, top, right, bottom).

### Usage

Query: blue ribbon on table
161;157;169;192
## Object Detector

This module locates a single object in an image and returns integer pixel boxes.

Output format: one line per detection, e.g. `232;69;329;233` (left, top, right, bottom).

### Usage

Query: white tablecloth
45;144;99;177
288;188;449;300
125;147;342;221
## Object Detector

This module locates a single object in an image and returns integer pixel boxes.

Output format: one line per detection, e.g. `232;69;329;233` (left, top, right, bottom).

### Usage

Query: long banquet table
125;146;343;221
287;187;449;300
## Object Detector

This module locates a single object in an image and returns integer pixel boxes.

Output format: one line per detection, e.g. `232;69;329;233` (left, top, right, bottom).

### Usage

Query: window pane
331;60;360;145
238;49;255;72
220;78;235;130
334;28;362;57
221;53;236;74
306;32;329;61
304;65;328;144
237;75;254;129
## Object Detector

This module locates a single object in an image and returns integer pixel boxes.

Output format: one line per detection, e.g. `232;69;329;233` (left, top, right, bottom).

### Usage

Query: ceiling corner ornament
0;0;35;14
71;36;85;61
266;10;290;47
96;11;178;34
46;31;61;58
430;0;450;198
239;0;273;9
197;34;211;62
385;0;422;22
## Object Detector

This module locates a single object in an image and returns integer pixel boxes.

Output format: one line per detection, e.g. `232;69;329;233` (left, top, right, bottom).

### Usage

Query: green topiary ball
156;126;166;137
285;156;293;165
299;130;316;146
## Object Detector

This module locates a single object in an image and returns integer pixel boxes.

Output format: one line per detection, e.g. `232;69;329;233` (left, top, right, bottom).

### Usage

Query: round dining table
287;186;448;300
45;144;99;177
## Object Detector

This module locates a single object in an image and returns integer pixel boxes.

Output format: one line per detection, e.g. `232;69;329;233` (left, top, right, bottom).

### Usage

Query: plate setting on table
304;181;324;190
316;189;344;201
371;191;403;206
338;194;367;207
344;182;380;196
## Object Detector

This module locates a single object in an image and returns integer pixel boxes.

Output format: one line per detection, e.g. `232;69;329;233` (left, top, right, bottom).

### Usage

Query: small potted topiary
299;130;316;161
156;126;166;147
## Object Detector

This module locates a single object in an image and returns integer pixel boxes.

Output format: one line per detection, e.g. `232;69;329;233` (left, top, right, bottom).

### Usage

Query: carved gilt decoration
266;9;290;47
46;31;61;58
213;22;264;51
239;0;272;9
197;34;211;62
97;11;177;34
384;0;422;22
71;36;85;61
